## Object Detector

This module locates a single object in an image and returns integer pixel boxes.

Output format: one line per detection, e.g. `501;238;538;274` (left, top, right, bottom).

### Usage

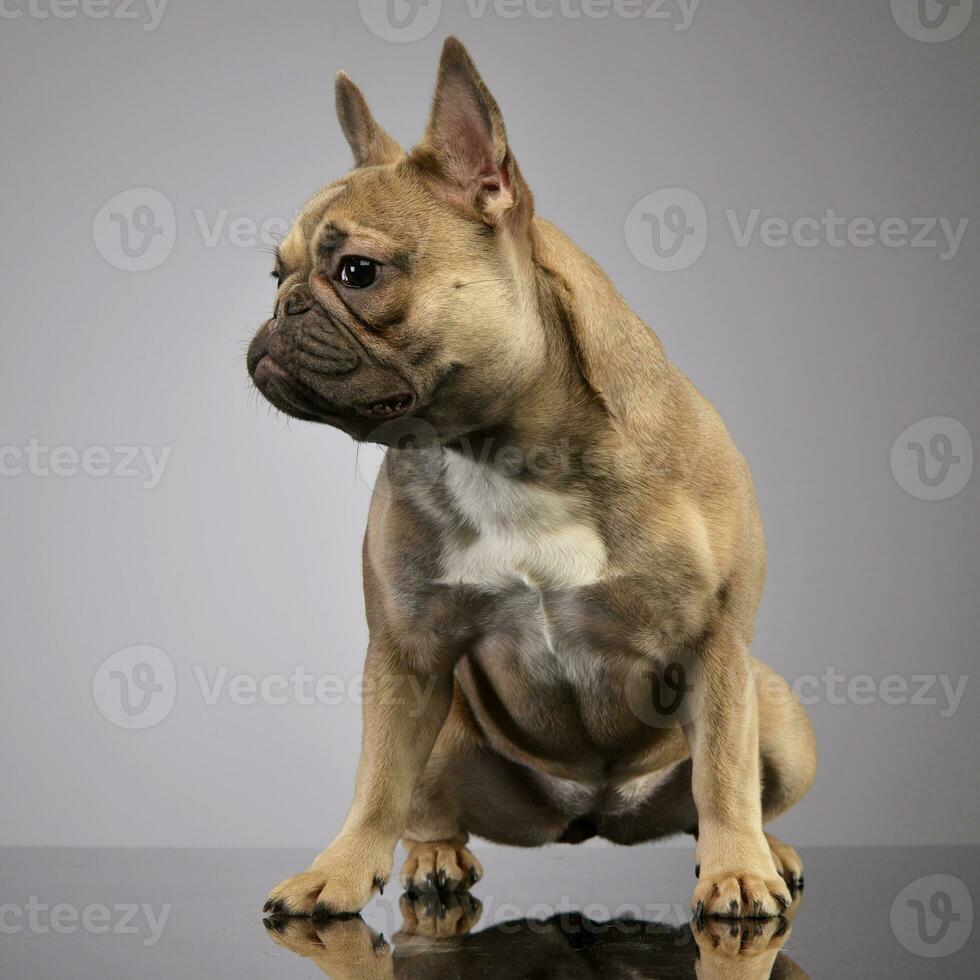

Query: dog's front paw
264;835;392;917
693;833;792;920
692;914;793;980
400;839;483;894
264;915;392;979
692;867;792;920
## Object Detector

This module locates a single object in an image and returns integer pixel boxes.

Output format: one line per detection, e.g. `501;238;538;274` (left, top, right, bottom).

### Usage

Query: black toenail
695;864;701;878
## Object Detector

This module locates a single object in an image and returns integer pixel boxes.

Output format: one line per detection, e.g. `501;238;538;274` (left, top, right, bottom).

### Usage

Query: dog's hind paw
399;839;483;895
396;891;483;941
765;832;805;892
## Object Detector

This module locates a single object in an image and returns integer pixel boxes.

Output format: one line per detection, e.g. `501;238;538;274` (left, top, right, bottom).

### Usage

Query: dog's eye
338;256;380;289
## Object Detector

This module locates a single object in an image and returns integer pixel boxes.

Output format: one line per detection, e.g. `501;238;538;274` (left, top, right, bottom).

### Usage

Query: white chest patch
437;454;608;589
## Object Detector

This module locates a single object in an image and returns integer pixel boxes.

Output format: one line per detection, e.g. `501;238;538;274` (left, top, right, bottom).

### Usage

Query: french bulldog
248;37;816;922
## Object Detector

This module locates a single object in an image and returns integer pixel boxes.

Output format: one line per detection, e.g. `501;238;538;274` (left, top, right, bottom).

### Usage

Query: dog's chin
251;355;418;440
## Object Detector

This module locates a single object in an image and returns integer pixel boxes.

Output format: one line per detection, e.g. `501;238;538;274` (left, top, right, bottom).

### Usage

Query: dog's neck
437;289;619;497
425;217;672;504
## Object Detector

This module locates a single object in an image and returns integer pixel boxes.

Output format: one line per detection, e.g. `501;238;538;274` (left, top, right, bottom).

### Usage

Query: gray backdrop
1;0;977;851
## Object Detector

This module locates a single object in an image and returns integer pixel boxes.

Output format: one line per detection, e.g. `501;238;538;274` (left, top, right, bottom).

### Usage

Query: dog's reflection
264;892;808;979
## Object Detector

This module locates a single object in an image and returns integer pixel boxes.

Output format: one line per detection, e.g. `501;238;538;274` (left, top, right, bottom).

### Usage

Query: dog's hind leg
756;661;816;890
599;661;814;892
400;689;570;893
756;661;817;824
398;687;491;895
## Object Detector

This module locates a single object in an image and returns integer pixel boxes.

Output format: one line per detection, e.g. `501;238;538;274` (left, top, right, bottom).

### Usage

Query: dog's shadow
264;892;809;979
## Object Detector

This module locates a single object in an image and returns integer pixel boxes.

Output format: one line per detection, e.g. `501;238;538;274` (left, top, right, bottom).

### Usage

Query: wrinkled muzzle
247;290;417;438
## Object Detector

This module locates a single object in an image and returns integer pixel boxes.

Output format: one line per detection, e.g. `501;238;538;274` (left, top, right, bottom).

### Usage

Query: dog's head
247;38;540;444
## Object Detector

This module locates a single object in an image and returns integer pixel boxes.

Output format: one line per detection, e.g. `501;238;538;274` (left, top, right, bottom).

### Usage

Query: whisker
455;277;511;288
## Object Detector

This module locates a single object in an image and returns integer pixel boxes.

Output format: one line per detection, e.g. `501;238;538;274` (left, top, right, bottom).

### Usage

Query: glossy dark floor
1;845;977;978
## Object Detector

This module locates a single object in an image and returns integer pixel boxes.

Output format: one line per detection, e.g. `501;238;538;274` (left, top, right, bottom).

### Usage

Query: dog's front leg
265;640;454;917
685;625;792;919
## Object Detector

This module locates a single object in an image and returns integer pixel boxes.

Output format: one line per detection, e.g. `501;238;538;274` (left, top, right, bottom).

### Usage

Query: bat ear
412;37;533;232
334;70;404;168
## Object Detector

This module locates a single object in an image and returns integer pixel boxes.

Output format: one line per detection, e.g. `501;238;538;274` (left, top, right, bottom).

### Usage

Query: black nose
281;291;313;318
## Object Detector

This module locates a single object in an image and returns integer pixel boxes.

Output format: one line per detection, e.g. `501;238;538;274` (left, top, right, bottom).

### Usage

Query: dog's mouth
354;392;416;420
251;347;418;425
